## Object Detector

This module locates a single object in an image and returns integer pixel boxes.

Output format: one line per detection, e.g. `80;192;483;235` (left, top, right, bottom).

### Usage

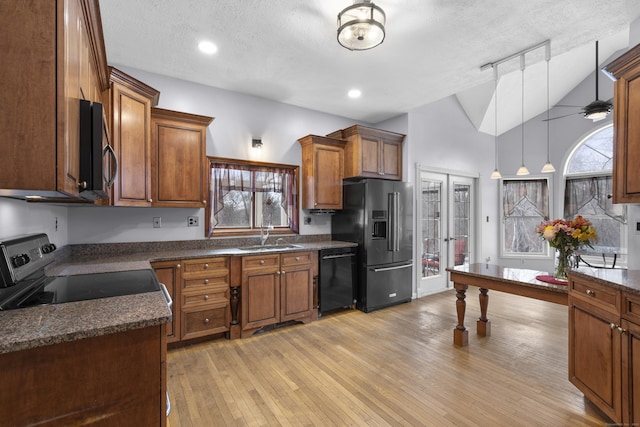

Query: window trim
205;157;300;237
499;174;553;259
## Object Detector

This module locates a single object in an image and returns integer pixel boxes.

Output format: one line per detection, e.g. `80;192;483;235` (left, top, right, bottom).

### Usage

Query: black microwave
79;100;116;200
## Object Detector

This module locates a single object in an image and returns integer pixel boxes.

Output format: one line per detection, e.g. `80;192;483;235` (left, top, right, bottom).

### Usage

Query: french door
417;168;476;297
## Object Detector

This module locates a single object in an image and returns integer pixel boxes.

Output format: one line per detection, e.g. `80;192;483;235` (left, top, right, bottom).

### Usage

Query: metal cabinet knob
277;271;281;275
204;263;209;269
295;257;300;261
260;260;265;265
148;198;153;203
586;289;595;297
204;318;210;324
204;279;209;284
177;264;181;269
204;295;209;301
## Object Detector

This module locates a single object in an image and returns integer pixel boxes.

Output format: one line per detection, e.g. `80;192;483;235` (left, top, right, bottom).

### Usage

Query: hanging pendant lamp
490;64;502;179
516;54;530;176
541;44;556;173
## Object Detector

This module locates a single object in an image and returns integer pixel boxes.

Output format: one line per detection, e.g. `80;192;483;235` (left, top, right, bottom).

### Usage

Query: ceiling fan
547;40;613;122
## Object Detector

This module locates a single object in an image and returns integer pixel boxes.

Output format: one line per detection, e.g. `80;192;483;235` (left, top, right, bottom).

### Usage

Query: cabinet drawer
570;276;620;313
182;284;228;307
182;304;229;339
182;257;228;275
242;254;280;270
183;272;228;290
623;292;640;324
281;251;313;267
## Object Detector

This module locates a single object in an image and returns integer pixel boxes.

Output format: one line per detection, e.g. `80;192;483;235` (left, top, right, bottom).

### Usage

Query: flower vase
554;247;572;281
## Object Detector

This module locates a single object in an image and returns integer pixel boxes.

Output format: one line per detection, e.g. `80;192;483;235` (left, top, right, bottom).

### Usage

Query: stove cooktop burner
1;269;160;310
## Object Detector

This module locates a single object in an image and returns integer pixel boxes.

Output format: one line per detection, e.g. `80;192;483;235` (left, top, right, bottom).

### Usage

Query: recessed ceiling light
198;41;218;55
348;89;362;99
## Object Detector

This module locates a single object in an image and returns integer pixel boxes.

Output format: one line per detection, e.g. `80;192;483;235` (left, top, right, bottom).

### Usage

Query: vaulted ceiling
99;0;640;134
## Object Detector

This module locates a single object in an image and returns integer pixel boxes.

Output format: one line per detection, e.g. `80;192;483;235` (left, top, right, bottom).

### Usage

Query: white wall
66;66;366;243
0;198;69;248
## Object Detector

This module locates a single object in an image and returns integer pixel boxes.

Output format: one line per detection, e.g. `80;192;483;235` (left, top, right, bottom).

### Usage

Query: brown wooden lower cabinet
0;325;166;426
569;273;640;424
240;251;316;338
153;256;231;344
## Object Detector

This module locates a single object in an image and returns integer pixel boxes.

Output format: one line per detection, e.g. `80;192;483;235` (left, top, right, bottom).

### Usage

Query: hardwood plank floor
166;289;609;426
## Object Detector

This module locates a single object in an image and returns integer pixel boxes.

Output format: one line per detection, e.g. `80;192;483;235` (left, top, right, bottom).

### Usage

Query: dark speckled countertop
0;238;356;354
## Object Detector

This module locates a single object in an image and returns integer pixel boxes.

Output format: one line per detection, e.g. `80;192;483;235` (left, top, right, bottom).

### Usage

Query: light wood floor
166;289;609;426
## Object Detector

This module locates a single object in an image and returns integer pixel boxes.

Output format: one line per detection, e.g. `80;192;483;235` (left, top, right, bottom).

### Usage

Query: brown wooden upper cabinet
107;68;160;207
297;135;347;210
328;125;405;181
604;43;640;203
0;0;109;199
151;108;213;208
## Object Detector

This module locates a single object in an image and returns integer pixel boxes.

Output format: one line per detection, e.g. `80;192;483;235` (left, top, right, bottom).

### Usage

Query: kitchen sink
238;244;303;251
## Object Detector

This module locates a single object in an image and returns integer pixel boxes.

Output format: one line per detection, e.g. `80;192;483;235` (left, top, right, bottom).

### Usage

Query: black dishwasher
318;247;357;315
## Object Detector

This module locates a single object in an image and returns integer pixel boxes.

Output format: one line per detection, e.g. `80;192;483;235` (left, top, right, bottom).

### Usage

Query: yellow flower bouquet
535;215;597;280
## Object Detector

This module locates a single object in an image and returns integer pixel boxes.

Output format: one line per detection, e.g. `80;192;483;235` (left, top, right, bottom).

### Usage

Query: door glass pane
421;179;442;278
453;184;470;267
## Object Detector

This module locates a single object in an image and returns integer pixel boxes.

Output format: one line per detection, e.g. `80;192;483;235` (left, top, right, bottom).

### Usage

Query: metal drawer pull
204;318;210;324
260;260;265;265
204;279;209;284
204;263;209;269
586;289;595;297
204;295;209;301
296;257;300;261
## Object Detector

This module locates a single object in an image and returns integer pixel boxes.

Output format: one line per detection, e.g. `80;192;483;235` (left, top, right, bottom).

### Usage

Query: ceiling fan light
541;161;556;173
337;0;386;51
516;165;530;176
490;169;502;179
584;110;610;121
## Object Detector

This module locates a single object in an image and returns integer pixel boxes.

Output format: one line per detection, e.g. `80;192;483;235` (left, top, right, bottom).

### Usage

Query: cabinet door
58;0;83;197
151;109;211;208
280;263;313;322
111;82;152;206
242;269;280;330
623;319;640;425
360;136;381;177
569;297;622;422
152;261;181;343
381;139;402;180
313;143;344;209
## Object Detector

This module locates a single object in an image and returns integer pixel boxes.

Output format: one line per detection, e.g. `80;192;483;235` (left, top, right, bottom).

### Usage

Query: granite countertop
0;239;355;354
569;267;640;296
447;263;569;295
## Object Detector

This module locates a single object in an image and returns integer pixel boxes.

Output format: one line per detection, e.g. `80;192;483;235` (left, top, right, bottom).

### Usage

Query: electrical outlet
304;217;311;225
153;217;162;228
187;216;199;227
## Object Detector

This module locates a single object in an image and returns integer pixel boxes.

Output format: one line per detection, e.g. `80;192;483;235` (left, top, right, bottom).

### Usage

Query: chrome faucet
275;238;284;246
260;223;273;246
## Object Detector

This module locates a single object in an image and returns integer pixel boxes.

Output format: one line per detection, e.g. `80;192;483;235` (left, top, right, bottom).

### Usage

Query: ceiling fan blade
543;112;582;121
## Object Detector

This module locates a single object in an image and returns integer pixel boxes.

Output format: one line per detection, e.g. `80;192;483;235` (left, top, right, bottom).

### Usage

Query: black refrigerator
331;178;413;312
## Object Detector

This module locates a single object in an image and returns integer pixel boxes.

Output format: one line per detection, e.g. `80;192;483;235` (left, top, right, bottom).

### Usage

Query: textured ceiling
99;0;640;132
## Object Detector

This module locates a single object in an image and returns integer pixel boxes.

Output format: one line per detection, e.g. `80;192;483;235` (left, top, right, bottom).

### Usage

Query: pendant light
516;54;530;176
490;64;502;179
541;44;556;173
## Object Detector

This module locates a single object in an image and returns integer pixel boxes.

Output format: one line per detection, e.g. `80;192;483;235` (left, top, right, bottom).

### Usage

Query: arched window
564;124;627;267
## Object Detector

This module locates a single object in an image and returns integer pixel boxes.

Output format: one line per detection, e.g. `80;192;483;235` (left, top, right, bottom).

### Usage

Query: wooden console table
446;263;568;347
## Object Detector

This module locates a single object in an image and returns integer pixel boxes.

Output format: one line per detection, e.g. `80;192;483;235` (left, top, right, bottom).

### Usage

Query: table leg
477;287;491;337
453;283;468;346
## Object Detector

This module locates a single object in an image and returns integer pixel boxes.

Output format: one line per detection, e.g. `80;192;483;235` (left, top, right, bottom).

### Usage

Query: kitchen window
206;158;299;236
500;176;551;258
563;124;627;267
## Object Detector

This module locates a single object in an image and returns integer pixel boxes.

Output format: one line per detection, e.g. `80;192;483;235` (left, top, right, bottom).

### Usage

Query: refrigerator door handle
388;192;401;252
372;263;413;272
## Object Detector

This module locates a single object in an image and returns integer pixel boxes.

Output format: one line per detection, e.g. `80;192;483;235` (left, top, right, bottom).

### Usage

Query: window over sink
206;158;299;236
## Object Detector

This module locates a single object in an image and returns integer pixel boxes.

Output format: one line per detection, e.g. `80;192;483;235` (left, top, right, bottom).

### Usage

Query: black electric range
0;234;161;311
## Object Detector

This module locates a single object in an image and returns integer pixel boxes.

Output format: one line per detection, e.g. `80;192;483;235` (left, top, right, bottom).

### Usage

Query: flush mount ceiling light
337;0;386;51
348;89;362;98
198;41;218;55
252;139;263;149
